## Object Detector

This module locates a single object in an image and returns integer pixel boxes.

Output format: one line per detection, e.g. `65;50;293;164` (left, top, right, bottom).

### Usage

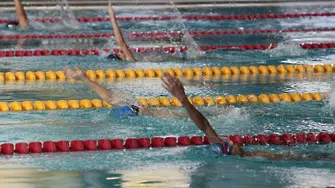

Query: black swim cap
6;21;19;29
106;53;122;61
129;105;140;115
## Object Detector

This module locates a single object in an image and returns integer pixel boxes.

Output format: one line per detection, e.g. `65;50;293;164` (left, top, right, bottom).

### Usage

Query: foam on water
325;79;335;115
266;43;307;57
29;0;80;31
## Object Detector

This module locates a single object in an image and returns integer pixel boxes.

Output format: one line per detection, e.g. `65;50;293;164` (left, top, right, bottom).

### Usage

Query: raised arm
161;72;223;144
64;66;128;106
108;4;136;62
14;0;28;28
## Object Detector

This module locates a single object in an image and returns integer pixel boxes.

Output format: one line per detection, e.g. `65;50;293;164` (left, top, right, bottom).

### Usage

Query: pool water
0;4;335;188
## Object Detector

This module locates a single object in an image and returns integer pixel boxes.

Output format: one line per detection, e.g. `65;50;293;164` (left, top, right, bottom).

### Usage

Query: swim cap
6;21;19;29
129;105;140;114
112;105;139;118
207;142;232;156
106;53;122;61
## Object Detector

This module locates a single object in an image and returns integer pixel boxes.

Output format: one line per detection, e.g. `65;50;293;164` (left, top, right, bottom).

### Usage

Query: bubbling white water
29;0;80;31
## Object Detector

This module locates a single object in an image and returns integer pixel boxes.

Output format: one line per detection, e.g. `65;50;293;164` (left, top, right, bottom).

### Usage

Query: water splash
57;0;80;29
265;43;306;57
29;0;80;31
325;80;335;116
169;2;204;59
324;79;335;128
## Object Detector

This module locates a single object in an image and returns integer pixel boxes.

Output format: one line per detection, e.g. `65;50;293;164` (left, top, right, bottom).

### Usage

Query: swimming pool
0;3;335;188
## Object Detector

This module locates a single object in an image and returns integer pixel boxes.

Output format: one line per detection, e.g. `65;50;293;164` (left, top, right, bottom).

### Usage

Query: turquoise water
0;5;335;187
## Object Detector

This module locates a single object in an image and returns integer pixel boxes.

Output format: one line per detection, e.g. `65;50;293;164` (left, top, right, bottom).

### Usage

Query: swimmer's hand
108;4;115;18
161;72;187;101
65;66;84;80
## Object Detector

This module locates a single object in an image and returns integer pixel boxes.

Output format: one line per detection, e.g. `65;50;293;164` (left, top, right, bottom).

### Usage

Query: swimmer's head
6;21;19;30
106;52;122;61
112;105;139;118
208;142;232;156
133;101;148;113
106;51;125;61
129;104;140;115
117;51;125;60
208;141;245;157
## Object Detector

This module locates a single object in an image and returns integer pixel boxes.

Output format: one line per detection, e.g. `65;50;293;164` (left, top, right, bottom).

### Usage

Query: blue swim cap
6;21;19;29
207;142;232;156
106;53;122;61
112;105;139;118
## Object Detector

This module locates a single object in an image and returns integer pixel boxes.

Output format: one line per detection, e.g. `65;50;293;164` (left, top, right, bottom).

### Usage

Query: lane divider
0;92;328;112
1;27;334;41
1;42;335;58
1;64;335;83
1;72;333;86
1;132;334;155
1;12;335;24
0;32;113;40
0;99;112;112
128;28;335;41
0;44;271;58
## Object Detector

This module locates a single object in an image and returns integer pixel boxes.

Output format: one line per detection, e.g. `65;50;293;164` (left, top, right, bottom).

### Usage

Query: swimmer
64;66;187;119
64;65;252;120
64;66;263;120
6;0;28;29
161;72;334;161
106;4;136;62
7;0;79;31
107;4;201;62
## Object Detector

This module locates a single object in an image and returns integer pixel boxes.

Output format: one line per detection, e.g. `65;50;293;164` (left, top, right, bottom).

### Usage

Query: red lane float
0;42;333;58
97;139;112;150
128;28;335;40
1;12;335;24
0;132;333;155
0;32;113;40
43;141;57;153
2;27;334;41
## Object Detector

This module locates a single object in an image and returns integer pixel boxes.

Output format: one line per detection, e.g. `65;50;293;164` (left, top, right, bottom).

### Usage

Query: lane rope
1;27;334;41
1;64;334;83
0;44;269;58
1;42;335;58
129;28;335;40
1;132;334;155
0;92;328;112
1;72;333;86
1;12;335;24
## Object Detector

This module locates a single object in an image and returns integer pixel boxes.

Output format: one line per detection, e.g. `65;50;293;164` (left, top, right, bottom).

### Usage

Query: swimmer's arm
141;108;186;119
244;150;309;161
108;4;136;62
14;0;28;28
179;96;223;143
161;73;223;144
141;56;182;62
141;57;166;62
244;150;281;160
80;74;126;106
